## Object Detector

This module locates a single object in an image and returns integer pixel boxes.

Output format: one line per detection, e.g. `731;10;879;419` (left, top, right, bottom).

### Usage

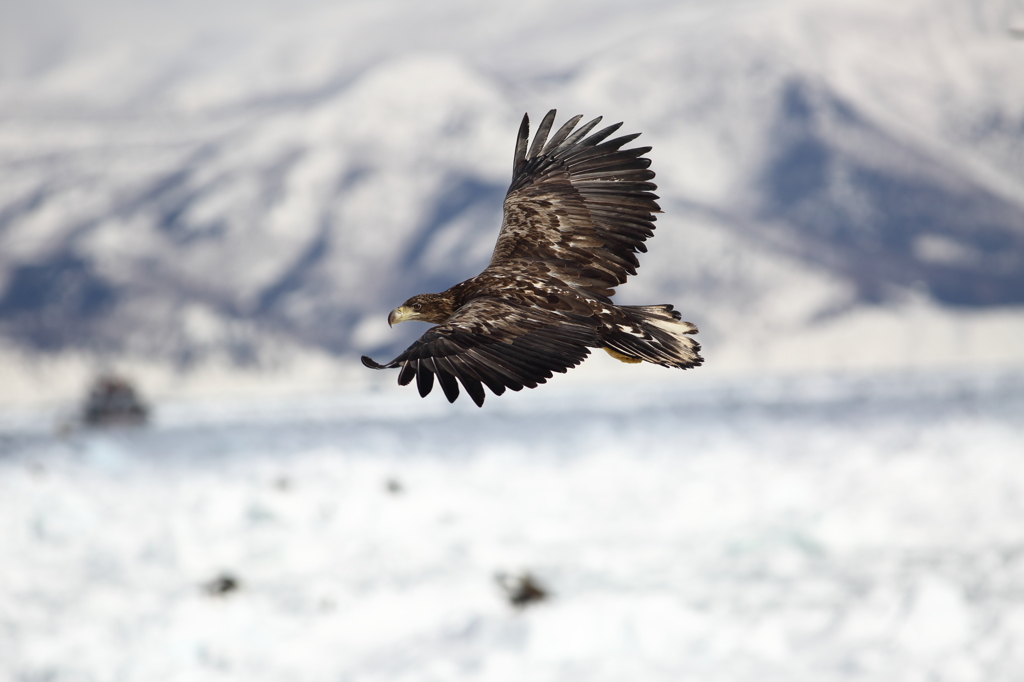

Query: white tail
601;304;703;369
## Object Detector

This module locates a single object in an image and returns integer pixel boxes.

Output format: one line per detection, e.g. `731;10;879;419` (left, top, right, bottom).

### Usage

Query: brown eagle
361;110;702;406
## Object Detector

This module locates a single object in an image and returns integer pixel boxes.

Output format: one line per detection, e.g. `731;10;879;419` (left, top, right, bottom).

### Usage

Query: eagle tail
602;304;703;369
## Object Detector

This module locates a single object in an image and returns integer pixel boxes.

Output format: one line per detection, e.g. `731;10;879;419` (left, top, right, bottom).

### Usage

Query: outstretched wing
488;109;661;301
361;298;599;407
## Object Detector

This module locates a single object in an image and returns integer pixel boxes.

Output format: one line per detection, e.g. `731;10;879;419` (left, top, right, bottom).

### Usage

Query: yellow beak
388;306;411;327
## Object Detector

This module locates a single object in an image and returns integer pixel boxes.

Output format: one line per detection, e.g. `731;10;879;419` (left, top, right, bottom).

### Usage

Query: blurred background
1;0;1023;680
1;0;1023;400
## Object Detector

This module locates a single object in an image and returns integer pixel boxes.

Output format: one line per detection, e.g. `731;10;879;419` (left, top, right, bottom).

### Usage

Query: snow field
2;371;1024;681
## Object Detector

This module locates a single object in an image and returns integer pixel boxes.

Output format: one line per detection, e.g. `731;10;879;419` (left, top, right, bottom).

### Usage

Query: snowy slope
2;0;1024;402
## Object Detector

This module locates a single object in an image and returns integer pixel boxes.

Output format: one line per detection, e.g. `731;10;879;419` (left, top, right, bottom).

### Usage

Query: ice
2;369;1023;681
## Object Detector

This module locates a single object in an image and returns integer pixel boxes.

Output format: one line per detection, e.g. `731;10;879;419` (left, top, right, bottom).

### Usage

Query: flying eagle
362;110;702;406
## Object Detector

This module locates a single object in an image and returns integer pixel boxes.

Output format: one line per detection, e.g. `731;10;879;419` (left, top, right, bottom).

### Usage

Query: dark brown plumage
362;110;703;406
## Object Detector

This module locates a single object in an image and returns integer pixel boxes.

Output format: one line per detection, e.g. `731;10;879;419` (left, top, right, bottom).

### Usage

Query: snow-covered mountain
2;0;1023;402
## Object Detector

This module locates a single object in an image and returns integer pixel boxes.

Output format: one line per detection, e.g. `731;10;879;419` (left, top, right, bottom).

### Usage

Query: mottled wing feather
489;110;661;301
360;298;598;406
526;109;556;161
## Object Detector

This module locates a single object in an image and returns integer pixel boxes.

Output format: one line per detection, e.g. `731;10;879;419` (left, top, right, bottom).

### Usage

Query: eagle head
388;293;455;326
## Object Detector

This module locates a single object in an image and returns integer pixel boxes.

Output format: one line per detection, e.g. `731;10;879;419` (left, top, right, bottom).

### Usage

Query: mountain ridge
2;0;1022;402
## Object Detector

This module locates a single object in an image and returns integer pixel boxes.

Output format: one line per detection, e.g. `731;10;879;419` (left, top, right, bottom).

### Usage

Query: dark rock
82;374;149;427
203;573;240;596
496;571;548;608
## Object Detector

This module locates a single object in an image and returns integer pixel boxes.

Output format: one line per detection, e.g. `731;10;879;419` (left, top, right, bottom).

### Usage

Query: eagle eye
412;302;422;311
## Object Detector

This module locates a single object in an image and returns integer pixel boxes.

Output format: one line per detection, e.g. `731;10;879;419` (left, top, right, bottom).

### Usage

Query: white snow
2;369;1023;681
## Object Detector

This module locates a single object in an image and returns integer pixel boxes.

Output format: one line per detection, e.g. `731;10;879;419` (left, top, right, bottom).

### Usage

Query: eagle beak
388;306;409;327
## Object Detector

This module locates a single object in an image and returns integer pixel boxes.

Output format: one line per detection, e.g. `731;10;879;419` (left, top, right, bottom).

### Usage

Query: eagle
361;109;702;406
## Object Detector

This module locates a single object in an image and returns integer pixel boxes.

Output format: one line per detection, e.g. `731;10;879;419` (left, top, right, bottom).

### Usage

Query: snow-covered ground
3;369;1023;681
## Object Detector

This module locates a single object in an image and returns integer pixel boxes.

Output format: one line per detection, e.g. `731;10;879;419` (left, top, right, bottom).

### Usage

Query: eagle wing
487;109;661;300
360;298;599;407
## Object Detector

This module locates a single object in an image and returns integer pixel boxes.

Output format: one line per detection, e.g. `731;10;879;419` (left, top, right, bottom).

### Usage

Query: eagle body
362;110;702;406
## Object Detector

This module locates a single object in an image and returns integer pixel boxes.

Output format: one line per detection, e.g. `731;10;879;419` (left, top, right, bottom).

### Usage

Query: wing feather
560;115;603;149
488;110;661;298
468;352;522;392
579;122;624;147
398;360;417;386
458;348;512;394
435;366;460;403
416;358;435;397
541;114;584;155
513;114;530;172
362;298;597;405
526;110;557;161
447;360;486;406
